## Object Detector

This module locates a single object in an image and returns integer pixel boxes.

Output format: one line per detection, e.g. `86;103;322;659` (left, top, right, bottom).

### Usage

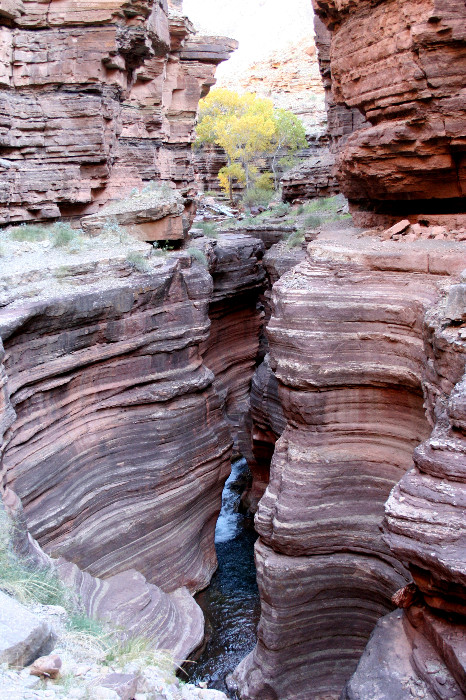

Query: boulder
0;591;55;667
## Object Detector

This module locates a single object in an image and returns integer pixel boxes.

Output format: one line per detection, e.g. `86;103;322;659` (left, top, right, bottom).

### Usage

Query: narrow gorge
0;1;465;700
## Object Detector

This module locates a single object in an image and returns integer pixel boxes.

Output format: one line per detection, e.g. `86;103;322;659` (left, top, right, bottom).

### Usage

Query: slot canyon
0;1;465;700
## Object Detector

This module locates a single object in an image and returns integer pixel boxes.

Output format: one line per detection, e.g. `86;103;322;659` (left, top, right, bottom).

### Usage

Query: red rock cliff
0;0;236;224
312;0;466;219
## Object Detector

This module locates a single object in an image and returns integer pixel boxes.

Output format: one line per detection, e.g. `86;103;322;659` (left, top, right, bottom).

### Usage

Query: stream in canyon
185;458;260;696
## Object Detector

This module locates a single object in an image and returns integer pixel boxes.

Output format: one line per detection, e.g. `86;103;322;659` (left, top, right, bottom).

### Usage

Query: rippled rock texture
233;232;466;699
0;258;232;593
0;0;236;224
312;0;466;214
2;487;204;664
0;232;267;664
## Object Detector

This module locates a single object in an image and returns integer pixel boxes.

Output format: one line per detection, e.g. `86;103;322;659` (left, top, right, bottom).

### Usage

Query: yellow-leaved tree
195;89;306;202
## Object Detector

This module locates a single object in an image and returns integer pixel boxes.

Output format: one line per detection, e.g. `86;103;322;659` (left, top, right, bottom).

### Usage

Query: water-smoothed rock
233;230;465;699
196;233;266;452
0;256;232;594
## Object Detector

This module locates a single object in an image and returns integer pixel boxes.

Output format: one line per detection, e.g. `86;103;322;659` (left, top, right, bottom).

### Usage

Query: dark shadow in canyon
183;458;260;696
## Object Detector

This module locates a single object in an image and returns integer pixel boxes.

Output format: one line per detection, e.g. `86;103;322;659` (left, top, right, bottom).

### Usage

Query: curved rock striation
1;257;232;594
2;487;204;664
233;231;465;699
239;355;286;514
0;1;236;224
345;278;466;697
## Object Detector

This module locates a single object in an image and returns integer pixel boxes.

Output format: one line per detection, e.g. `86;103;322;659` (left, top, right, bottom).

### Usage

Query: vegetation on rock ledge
195;88;307;203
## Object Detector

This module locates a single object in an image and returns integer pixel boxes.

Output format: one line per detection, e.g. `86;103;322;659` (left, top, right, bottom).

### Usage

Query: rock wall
344;278;466;698
199;233;266;453
280;17;368;203
312;0;466;218
0;231;267;665
0;0;236;224
233;232;465;699
0;257;232;593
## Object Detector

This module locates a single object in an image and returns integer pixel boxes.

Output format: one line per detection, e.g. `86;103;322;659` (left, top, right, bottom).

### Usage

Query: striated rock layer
312;0;466;217
0;1;236;224
341;276;466;699
233;231;466;699
200;233;266;452
0;233;267;664
2;487;204;664
0;256;232;594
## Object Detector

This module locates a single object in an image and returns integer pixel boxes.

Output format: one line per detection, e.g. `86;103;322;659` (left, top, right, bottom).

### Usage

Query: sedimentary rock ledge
233;228;465;699
1;257;232;594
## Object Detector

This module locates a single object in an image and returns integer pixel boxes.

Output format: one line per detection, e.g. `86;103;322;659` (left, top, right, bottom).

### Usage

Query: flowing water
185;458;260;696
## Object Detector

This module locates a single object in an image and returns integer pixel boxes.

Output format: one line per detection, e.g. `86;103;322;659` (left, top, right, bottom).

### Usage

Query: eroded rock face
2;487;204;665
342;608;465;700
0;1;236;224
233;232;465;699
0;258;232;594
312;0;466;214
189;233;267;453
0;233;268;667
281;150;339;202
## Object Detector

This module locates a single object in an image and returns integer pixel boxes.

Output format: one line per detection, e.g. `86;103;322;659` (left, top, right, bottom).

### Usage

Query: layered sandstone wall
199;233;266;453
0;256;232;593
233;232;465;699
344;278;466;699
0;230;267;662
0;0;236;225
312;0;466;217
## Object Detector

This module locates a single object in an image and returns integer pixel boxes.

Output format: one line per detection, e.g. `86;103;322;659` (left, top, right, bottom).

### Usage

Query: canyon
0;1;465;700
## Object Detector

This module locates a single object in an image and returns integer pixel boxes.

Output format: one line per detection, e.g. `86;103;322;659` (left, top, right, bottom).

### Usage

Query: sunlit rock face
312;0;466;218
0;259;232;594
0;0;236;224
233;232;465;699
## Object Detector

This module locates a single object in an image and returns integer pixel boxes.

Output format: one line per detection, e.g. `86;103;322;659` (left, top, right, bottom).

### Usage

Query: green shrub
242;186;275;209
254;173;274;191
10;224;48;242
102;217;127;242
51;223;78;248
303;196;340;214
68;612;107;637
273;202;291;217
196;221;218;238
296;204;304;215
286;230;305;249
187;247;208;268
304;214;322;229
126;251;151;273
0;508;73;608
